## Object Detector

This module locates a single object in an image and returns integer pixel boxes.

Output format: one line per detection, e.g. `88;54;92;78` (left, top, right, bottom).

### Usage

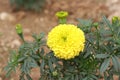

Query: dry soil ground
0;0;120;80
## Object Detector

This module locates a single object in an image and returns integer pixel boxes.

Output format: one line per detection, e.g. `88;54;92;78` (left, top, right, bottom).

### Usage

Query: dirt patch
0;0;111;80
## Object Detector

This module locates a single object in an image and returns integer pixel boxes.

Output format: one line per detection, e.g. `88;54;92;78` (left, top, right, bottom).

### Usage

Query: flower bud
56;11;68;18
56;11;68;24
93;22;99;28
52;71;58;77
112;16;120;24
16;24;23;34
16;24;25;42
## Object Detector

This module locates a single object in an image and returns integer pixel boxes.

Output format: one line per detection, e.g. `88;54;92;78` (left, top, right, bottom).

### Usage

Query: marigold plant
5;11;120;80
9;0;46;11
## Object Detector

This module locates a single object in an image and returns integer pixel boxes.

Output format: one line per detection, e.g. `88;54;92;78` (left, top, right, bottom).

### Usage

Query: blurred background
0;0;120;80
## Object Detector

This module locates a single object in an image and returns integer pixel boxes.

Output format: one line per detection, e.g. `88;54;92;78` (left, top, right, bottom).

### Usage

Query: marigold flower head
47;24;85;60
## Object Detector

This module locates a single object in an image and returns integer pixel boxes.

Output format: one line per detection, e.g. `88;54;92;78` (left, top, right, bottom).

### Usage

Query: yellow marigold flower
47;24;85;60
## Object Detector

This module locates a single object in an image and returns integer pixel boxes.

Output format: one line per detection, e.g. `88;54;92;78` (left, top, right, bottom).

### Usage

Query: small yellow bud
52;71;58;77
16;24;23;34
16;24;25;42
112;16;120;24
56;11;68;18
93;22;99;28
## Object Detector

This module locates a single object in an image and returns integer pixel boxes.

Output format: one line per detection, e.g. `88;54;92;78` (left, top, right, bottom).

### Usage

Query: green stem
18;33;25;42
94;26;100;53
59;18;67;24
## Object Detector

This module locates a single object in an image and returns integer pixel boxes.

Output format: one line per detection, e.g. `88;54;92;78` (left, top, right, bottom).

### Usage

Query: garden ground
0;0;120;80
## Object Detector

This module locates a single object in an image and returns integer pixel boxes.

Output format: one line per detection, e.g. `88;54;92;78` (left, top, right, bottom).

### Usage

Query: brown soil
0;0;118;80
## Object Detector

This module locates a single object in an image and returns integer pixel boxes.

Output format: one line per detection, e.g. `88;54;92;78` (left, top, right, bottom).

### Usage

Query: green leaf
100;58;110;73
103;72;108;80
23;60;30;74
95;54;109;59
32;32;45;41
100;29;112;37
115;38;120;44
77;18;92;27
112;55;120;72
75;75;79;80
71;75;74;80
4;50;19;77
31;55;40;59
82;77;89;80
39;32;45;38
90;75;98;80
29;57;38;67
26;74;32;80
48;59;54;72
102;16;113;32
18;56;27;62
40;60;45;73
63;76;70;80
40;48;44;55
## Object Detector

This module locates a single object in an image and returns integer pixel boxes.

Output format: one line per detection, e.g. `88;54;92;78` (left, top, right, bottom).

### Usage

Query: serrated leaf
92;75;98;80
23;60;30;74
26;74;32;80
100;29;112;37
39;32;45;39
40;60;45;73
18;56;26;62
32;55;40;59
115;38;120;44
75;75;79;80
112;55;120;72
48;59;54;72
40;48;44;55
100;58;110;73
95;54;109;59
63;76;70;80
82;77;89;80
102;16;114;33
77;18;92;27
70;75;74;80
30;58;38;67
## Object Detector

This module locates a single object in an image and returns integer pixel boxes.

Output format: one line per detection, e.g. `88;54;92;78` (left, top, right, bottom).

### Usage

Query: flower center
62;36;67;41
